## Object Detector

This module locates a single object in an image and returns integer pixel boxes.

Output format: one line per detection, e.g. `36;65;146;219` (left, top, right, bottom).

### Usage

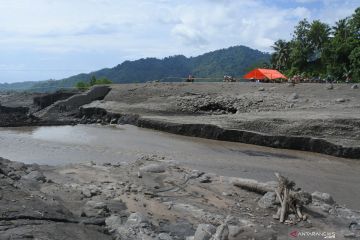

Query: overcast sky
0;0;358;83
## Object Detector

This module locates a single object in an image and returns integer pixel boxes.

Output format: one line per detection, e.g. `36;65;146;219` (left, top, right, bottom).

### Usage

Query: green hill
0;45;270;92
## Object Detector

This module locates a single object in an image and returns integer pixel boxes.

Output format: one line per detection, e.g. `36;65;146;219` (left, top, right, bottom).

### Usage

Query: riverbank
1;155;359;239
78;82;360;158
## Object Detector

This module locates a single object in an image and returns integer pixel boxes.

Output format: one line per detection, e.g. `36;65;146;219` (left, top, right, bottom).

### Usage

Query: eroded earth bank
80;83;360;158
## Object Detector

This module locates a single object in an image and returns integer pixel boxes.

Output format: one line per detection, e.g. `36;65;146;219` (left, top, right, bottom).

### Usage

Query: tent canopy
243;68;287;80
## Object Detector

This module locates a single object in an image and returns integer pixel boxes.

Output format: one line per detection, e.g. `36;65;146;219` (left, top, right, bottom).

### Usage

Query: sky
0;0;358;83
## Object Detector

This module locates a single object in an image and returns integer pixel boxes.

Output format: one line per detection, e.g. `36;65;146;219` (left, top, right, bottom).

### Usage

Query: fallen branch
231;177;275;194
274;172;310;224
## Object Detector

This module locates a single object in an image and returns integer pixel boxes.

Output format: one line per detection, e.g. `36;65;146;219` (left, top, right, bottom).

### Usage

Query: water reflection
32;126;95;144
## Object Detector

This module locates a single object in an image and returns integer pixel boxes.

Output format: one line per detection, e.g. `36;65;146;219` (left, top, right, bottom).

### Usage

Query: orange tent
243;68;287;80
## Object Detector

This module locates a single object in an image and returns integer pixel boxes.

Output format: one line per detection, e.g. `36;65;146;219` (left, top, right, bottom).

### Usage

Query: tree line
271;7;360;82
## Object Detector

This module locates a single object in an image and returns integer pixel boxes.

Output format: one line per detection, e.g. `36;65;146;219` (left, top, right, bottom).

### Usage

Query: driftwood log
232;174;311;224
230;177;275;194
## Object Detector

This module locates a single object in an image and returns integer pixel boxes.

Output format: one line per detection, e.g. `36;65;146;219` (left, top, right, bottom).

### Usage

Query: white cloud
292;7;312;19
0;0;358;82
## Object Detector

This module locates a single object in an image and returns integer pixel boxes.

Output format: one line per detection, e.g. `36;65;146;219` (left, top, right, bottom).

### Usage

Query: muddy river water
0;124;359;209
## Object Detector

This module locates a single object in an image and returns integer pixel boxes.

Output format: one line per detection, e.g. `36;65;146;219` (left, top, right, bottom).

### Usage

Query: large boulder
194;224;216;240
126;212;150;226
22;170;46;182
105;215;124;232
258;192;277;209
81;201;109;218
210;224;229;240
311;191;335;205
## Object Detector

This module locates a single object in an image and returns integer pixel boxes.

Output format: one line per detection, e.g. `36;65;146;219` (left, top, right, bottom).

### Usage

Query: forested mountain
0;45;270;92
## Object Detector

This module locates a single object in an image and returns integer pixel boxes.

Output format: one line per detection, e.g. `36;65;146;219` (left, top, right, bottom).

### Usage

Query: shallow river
0;124;359;209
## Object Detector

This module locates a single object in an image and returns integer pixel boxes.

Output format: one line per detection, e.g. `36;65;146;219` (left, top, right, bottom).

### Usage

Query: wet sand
0;124;359;209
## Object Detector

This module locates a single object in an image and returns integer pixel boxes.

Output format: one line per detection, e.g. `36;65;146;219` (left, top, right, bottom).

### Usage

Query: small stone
126;212;149;226
112;162;121;167
140;164;166;173
222;192;232;197
199;174;212;183
258;87;265;91
343;230;356;238
335;98;346;103
349;221;360;231
158;233;173;240
351;84;358;89
326;84;334;90
287;93;299;101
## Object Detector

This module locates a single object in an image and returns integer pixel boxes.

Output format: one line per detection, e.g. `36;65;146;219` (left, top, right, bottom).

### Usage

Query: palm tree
333;18;350;39
271;40;291;71
308;20;331;51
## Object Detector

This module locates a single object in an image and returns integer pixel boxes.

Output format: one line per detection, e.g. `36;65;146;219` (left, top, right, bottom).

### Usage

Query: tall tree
290;19;311;72
349;7;360;39
323;18;353;79
333;18;350;39
308;20;330;54
271;40;291;71
349;8;360;81
350;47;360;81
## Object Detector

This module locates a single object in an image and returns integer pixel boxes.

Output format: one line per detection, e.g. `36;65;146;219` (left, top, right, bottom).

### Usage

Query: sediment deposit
1;82;360;239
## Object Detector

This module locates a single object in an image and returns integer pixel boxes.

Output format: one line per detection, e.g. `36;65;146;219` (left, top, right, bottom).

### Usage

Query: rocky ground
1;155;359;240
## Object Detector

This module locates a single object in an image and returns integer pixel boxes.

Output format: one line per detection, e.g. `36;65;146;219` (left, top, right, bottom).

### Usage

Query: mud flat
77;82;360;158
